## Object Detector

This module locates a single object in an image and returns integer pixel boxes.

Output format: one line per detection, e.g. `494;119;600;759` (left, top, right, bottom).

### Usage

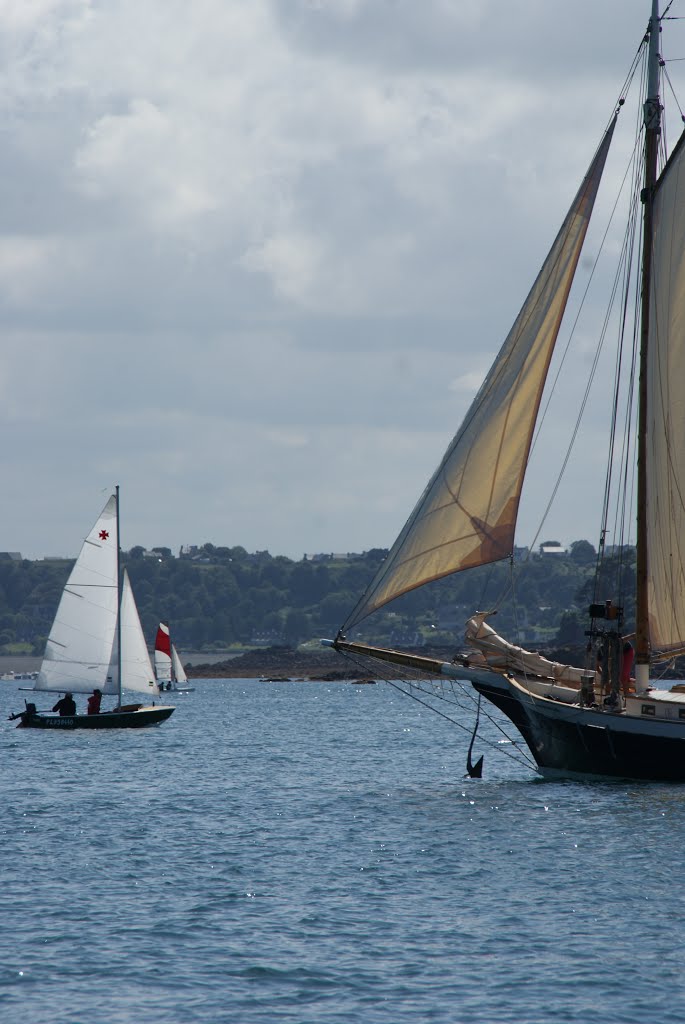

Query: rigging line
336;648;537;771
384;677;537;772
403;678;535;769
498;288;633;608
527;150;643;562
404;669;535;764
531;127;643;457
595;31;648;582
614;239;640;568
597;148;641;589
528;140;644;559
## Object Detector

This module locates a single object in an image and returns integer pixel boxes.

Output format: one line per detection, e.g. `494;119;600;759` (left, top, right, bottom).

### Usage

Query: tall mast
115;484;122;708
635;0;661;695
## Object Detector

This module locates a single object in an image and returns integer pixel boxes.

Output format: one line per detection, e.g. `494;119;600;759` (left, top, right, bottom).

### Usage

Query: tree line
0;539;635;654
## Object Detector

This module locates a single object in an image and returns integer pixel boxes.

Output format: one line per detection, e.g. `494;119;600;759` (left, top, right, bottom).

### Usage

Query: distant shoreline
187;646;371;681
0;647;374;683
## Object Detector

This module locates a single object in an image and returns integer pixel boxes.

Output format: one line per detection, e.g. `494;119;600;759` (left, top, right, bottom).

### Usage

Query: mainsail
343;120;616;630
646;132;685;653
154;622;172;682
155;621;188;685
35;495;119;694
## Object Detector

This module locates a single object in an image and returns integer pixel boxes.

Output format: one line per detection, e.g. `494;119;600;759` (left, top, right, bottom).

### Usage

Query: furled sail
646;131;685;653
35;495;119;694
344;120;616;630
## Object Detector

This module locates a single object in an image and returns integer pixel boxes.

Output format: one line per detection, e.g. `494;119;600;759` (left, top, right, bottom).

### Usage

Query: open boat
154;622;195;693
324;1;685;782
10;488;174;729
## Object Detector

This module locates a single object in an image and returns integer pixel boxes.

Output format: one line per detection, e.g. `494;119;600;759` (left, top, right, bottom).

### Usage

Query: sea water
1;677;684;1024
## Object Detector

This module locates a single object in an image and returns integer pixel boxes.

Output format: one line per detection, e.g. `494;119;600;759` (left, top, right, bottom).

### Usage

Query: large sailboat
154;622;195;693
10;489;174;729
324;1;685;781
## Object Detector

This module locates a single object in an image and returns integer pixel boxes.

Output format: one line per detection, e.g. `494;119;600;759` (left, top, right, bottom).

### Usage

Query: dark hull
16;705;174;730
473;679;685;782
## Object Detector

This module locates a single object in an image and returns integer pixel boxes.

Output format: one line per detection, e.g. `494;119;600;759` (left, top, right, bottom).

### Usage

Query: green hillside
0;539;634;655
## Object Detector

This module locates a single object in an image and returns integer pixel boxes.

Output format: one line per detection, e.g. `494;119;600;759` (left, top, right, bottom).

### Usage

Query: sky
1;0;684;561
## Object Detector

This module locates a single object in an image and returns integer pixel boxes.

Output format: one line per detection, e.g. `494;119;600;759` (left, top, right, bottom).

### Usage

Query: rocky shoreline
186;645;381;681
185;643;460;681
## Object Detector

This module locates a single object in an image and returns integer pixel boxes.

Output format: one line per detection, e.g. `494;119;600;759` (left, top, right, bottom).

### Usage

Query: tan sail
646;133;685;653
344;121;616;629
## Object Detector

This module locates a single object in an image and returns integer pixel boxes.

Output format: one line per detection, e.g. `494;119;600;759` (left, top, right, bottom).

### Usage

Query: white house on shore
539;541;567;556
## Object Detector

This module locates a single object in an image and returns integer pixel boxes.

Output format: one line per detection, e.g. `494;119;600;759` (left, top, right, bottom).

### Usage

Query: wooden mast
635;0;661;695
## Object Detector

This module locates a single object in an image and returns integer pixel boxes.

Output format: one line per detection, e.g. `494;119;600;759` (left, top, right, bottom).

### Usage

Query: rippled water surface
2;677;685;1024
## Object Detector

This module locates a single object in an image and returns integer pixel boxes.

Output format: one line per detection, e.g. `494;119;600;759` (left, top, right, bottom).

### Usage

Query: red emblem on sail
99;530;109;540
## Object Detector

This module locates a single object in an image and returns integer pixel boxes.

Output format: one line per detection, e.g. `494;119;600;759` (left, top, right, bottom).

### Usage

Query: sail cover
344;121;616;629
35;495;119;694
646;131;685;653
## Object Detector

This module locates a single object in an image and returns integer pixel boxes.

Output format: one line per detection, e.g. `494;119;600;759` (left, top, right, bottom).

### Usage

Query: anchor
465;694;484;778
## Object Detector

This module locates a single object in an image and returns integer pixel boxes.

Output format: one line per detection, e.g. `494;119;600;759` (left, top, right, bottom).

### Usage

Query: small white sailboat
154;622;195;693
324;1;685;782
10;488;174;729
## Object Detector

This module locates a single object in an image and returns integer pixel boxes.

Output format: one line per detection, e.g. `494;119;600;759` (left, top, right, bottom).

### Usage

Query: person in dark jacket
52;693;76;716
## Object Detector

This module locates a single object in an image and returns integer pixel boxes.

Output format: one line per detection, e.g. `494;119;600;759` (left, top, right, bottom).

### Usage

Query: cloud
0;0;677;567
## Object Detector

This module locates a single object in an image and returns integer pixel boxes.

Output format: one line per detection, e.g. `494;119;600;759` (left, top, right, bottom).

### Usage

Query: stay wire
336;647;537;772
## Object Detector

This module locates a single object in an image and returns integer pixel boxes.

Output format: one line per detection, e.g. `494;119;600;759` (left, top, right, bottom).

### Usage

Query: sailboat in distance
324;1;685;782
154;622;195;693
10;489;174;729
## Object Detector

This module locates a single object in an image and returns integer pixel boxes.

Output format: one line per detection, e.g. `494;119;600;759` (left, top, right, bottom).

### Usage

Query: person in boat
52;692;76;716
87;688;102;715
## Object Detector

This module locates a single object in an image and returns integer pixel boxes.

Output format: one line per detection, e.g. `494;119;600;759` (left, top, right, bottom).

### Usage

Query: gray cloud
0;1;679;562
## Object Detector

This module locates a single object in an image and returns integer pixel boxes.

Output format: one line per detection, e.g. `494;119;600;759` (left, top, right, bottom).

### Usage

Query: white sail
117;570;159;696
646;132;685;653
171;645;187;684
35;495;119;694
343;122;616;629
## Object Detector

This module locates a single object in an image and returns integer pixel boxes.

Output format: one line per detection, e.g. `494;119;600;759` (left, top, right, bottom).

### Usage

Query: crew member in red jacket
87;688;102;715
